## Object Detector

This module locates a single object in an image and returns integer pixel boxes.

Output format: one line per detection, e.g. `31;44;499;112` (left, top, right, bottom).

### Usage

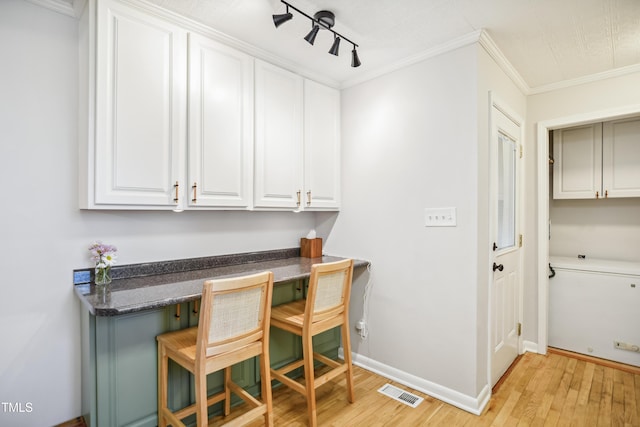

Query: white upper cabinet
80;0;186;209
304;80;341;210
553;118;640;199
253;60;304;209
602;117;640;198
187;34;253;209
80;0;341;211
553;124;602;199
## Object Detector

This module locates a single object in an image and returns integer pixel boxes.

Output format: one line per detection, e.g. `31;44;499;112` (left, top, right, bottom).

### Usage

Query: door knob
493;262;504;272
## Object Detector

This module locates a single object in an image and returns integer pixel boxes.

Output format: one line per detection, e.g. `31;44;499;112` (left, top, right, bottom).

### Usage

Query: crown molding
478;30;530;95
528;63;640;95
25;0;85;18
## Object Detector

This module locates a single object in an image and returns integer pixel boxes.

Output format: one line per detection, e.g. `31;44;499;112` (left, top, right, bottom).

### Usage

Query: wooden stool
269;259;355;426
157;271;274;427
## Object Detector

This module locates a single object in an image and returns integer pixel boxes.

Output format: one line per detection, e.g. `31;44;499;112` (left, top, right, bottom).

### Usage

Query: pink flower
89;241;118;266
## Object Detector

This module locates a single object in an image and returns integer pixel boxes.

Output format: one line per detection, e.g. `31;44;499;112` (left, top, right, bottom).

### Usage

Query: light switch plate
424;207;456;227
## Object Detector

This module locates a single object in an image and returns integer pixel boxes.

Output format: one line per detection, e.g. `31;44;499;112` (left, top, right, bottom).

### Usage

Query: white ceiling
42;0;640;91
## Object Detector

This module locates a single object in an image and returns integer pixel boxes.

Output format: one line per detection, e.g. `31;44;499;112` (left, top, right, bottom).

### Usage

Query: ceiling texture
41;0;640;92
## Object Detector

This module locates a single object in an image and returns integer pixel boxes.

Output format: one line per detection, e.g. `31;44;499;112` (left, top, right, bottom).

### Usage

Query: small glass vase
95;266;112;285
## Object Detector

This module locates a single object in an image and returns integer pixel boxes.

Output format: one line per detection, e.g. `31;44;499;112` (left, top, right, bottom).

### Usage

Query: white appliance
549;256;640;367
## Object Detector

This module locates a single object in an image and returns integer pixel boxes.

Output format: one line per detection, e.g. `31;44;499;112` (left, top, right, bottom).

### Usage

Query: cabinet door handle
493;263;504;272
173;181;179;203
595;191;599;199
192;182;197;203
306;190;311;206
605;190;608;198
296;190;301;207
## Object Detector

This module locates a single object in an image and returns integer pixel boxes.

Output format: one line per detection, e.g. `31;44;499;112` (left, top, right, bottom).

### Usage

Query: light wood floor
214;350;640;426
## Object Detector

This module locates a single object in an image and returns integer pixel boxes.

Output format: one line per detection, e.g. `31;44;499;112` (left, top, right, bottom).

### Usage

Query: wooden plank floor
213;351;640;426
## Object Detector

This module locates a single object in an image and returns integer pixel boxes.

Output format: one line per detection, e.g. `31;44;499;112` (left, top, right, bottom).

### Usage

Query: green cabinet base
81;280;342;427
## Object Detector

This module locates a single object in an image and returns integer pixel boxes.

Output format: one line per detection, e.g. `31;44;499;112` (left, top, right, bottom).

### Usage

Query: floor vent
377;383;424;408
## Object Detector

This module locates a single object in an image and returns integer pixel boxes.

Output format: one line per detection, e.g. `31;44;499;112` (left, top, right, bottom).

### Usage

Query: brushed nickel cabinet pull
296;190;301;207
306;190;311;206
192;182;197;203
173;181;179;203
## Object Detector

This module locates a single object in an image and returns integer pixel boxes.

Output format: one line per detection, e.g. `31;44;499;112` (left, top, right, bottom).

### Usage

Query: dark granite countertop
74;248;369;317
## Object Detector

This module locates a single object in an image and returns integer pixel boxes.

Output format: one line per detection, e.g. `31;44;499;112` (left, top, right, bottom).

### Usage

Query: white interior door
490;103;523;386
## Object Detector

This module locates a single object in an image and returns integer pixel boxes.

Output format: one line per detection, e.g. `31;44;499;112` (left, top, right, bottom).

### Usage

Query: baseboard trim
343;350;490;415
522;340;539;354
548;347;640;375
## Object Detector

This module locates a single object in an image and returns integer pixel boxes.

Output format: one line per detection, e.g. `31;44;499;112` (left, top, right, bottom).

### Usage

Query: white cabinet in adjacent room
602;117;640;198
80;0;187;209
303;79;341;210
553;117;640;200
187;34;253;209
253;60;304;209
552;123;602;199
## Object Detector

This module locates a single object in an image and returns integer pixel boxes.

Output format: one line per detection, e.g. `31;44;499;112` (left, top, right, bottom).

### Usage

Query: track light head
304;24;320;45
273;4;293;28
351;46;361;67
329;36;341;56
273;12;293;27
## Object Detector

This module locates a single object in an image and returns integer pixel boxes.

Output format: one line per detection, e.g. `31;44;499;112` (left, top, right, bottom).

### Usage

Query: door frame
535;103;640;353
488;92;525;385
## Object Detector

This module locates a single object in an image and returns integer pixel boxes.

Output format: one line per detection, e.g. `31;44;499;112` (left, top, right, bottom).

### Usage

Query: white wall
327;44;485;401
324;38;526;411
0;1;318;425
525;72;640;346
550;198;640;262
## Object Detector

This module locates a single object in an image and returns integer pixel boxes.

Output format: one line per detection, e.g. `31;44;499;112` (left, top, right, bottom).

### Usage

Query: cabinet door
188;34;253;208
254;60;304;209
94;0;185;208
602;117;640;198
552;123;602;199
304;80;341;210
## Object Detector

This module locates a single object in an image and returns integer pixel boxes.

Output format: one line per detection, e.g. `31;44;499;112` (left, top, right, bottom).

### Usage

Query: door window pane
497;132;516;250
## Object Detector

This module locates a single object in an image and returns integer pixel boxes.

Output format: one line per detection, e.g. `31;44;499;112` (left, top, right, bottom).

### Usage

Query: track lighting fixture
272;0;361;68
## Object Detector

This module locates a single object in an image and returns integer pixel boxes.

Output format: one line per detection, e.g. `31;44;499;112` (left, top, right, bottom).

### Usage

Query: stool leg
259;351;274;427
157;344;168;427
341;321;355;403
224;366;231;416
302;332;317;427
194;367;208;427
